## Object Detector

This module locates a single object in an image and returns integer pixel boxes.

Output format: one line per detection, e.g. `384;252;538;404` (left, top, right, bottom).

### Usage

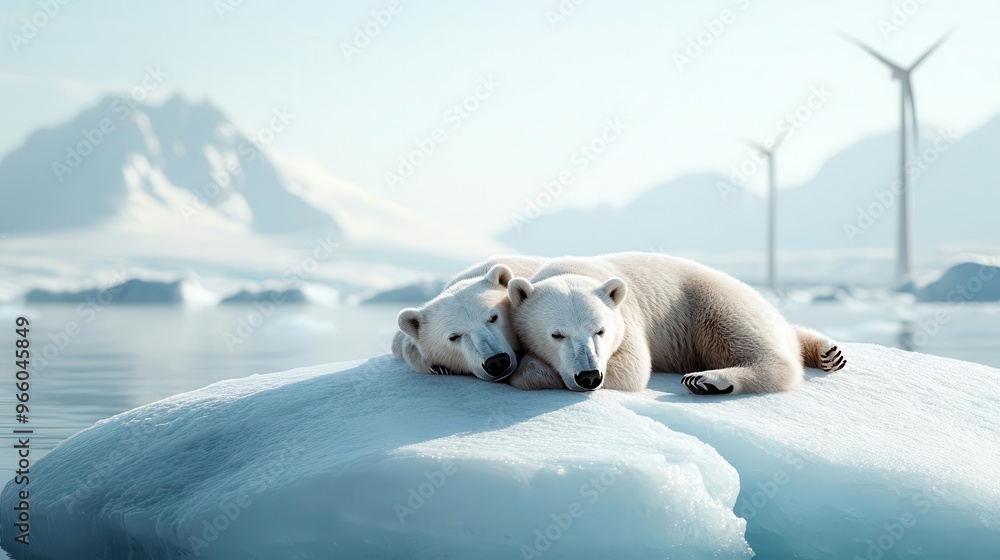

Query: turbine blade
905;80;919;151
840;33;904;72
740;137;769;155
909;31;951;71
771;128;791;152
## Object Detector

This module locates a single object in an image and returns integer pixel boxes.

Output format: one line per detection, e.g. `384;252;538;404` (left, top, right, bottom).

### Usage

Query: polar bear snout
482;353;513;379
573;369;603;391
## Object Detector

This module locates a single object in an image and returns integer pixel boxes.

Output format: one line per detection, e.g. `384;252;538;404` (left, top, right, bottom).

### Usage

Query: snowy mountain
0;94;507;294
778;120;1000;253
0;95;333;236
500;172;767;256
498;119;1000;283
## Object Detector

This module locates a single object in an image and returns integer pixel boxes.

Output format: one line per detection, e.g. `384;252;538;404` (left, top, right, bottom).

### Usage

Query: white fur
508;252;843;395
391;255;546;381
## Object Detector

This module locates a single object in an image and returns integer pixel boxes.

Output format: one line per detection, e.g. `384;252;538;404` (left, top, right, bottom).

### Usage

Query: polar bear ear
598;278;627;309
484;264;514;288
397;308;424;339
508;278;534;307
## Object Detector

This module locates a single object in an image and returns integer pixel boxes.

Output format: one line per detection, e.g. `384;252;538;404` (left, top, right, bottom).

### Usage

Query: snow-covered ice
2;344;998;559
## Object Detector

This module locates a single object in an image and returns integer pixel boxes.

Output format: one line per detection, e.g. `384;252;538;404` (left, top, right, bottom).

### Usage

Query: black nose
482;353;512;377
574;370;603;390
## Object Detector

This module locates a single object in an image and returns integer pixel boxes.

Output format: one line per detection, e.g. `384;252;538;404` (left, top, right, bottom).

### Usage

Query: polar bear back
447;255;548;288
530;252;799;374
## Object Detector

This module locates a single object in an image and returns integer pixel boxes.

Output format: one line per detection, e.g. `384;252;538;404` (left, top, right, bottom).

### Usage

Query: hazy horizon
3;0;1000;235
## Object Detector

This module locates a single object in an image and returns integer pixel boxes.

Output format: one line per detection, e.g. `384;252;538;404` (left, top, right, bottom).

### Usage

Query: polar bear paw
682;372;735;395
818;342;847;372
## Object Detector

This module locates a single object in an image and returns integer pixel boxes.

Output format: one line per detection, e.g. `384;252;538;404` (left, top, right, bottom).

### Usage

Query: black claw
683;375;699;393
683;375;734;395
701;382;734;395
822;345;838;358
682;375;696;391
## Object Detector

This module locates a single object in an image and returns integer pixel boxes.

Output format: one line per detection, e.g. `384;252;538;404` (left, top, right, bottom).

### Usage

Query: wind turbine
843;33;949;290
744;132;787;292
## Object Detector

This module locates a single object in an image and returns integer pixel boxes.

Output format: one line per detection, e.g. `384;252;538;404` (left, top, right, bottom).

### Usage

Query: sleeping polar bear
506;252;846;394
392;255;547;381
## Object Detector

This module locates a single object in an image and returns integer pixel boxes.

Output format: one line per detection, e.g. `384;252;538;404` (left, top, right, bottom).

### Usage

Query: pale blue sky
2;0;998;233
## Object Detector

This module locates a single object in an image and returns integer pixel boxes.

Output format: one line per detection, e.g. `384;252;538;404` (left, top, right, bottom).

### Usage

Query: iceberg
916;262;1000;302
1;344;998;559
24;278;185;304
361;280;448;304
219;288;308;305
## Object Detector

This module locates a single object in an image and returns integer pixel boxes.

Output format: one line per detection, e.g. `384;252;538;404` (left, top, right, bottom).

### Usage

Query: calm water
0;300;998;484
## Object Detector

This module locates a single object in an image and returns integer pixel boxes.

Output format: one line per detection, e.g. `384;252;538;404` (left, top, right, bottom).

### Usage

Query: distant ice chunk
805;285;854;303
219;288;307;305
361;279;446;304
917;261;1000;302
24;278;185;304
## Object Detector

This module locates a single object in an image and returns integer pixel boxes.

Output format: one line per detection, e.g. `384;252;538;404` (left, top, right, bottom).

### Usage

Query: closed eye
551;333;565;340
448;334;462;342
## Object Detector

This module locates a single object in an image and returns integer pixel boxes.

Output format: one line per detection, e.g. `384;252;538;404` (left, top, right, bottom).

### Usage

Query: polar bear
506;252;846;394
392;255;547;381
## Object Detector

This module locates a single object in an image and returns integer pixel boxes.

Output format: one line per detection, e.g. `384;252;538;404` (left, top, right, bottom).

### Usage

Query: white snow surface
2;344;998;559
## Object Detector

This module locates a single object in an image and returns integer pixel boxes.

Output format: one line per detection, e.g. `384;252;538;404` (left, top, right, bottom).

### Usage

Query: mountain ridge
0;93;509;290
498;119;1000;266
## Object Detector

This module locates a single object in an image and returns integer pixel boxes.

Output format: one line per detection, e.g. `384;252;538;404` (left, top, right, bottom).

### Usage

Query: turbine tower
745;134;786;292
843;33;949;290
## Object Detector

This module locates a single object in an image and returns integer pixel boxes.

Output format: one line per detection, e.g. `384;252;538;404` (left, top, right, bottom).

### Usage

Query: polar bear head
508;274;627;391
397;264;521;382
